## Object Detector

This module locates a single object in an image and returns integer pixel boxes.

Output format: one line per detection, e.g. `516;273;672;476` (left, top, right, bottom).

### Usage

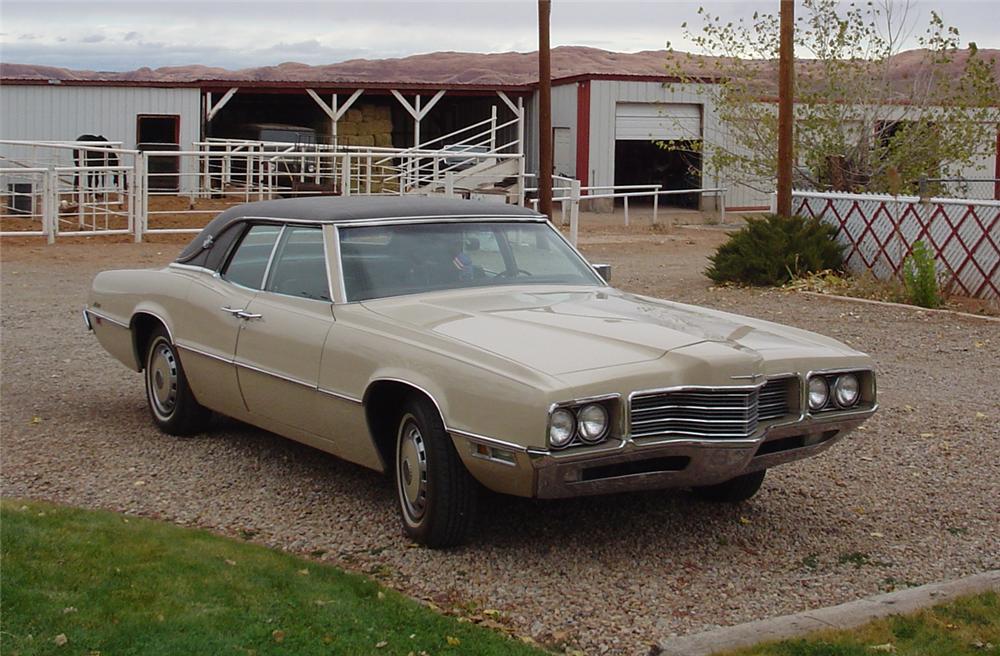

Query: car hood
362;286;857;376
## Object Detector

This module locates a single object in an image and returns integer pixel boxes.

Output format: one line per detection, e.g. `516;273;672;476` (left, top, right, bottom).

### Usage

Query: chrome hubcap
397;418;428;523
147;340;178;419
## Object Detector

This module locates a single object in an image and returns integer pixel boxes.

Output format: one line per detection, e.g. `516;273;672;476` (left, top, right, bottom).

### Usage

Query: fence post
136;153;147;242
341;152;351;196
569;179;581;246
652;192;659;226
44;166;56;244
719;190;726;224
624;196;630;226
445;171;455;198
489;105;497;155
769;192;778;214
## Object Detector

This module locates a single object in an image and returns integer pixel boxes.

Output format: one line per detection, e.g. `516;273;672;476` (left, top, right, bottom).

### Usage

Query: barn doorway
614;140;702;209
613;102;703;209
137;114;180;191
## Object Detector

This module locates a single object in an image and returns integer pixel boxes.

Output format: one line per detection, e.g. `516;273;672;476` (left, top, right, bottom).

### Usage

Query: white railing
524;173;728;239
1;124;527;242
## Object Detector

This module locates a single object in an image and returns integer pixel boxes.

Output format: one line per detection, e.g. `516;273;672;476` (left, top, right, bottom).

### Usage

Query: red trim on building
575;80;590;189
553;72;720;87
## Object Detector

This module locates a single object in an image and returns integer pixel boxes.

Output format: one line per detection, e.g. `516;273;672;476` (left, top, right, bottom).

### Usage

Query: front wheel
395;397;477;548
693;469;766;503
144;326;211;436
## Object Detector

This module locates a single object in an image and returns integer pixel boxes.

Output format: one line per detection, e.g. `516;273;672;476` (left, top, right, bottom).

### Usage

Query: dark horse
72;134;123;192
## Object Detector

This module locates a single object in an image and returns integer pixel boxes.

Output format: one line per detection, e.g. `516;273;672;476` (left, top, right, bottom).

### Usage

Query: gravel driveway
3;231;998;655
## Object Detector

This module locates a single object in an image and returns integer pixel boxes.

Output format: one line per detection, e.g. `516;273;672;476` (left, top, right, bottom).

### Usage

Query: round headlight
833;373;860;407
577;404;609;443
549;408;576;448
808;376;830;411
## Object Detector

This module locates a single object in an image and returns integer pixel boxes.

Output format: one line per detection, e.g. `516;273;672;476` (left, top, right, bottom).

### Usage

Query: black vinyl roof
176;196;543;263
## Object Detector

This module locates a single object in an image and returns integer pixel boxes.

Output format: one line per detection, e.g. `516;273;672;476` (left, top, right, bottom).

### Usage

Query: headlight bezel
546;396;618;450
806;369;872;414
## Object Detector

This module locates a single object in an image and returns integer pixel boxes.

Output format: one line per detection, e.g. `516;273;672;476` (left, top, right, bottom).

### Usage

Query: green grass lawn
0;498;545;656
715;591;1000;656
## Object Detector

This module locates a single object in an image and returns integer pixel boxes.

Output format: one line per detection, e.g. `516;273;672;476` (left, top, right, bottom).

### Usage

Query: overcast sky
1;1;997;72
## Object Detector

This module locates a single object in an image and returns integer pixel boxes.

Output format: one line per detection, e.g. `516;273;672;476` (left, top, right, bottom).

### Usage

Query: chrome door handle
235;310;262;320
220;306;245;315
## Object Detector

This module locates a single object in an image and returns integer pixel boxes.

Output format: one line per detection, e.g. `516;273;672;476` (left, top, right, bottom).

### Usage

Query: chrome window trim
168;262;214;274
236;214;546;228
335;219;603;304
325;225;347;304
259;225;286;290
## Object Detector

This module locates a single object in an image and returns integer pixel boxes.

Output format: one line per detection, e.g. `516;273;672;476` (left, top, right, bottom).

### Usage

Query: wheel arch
363;377;449;472
130;311;173;370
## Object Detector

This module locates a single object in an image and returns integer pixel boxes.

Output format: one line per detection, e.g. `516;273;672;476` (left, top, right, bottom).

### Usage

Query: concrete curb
798;290;1000;323
658;570;1000;656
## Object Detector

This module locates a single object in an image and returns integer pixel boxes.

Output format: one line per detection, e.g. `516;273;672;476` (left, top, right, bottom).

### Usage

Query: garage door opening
614;140;702;209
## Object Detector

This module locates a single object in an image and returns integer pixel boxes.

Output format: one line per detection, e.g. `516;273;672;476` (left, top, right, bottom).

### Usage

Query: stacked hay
337;104;393;148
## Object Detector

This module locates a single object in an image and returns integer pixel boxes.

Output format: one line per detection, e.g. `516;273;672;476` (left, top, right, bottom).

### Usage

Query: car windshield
339;221;602;302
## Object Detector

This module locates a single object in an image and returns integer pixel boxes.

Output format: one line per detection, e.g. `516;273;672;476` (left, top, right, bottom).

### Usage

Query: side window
265;226;330;301
223;224;282;289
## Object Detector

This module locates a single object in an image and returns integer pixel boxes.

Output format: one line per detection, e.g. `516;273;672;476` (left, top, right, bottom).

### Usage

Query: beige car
86;196;877;547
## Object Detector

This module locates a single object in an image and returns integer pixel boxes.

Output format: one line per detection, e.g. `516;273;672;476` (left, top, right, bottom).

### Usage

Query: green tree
664;0;1000;195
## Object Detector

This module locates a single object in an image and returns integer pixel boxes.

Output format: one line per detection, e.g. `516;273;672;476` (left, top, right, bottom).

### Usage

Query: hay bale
360;104;379;119
374;133;394;147
345;109;362;123
346;135;374;147
337;121;359;136
375;105;391;120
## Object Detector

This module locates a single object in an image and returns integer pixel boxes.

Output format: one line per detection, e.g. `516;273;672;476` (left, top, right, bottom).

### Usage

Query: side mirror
592;263;611;283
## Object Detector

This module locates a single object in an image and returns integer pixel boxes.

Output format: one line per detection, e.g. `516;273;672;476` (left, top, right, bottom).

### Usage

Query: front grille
759;377;794;421
629;378;798;440
630;388;759;439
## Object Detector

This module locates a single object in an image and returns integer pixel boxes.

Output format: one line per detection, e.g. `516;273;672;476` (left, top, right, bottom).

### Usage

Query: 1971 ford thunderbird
86;196;877;547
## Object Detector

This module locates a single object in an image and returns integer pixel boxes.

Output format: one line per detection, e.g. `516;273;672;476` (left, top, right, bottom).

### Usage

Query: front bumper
529;411;873;498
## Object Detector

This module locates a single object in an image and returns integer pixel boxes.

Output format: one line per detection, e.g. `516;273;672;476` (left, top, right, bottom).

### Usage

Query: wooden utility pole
538;0;553;217
776;0;794;216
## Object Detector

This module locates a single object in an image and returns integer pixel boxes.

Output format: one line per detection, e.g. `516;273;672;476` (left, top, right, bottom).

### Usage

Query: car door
177;223;282;416
234;224;335;436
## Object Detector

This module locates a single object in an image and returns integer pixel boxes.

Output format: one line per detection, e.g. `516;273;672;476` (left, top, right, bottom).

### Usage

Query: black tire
693;469;766;503
143;325;211;436
394;396;477;548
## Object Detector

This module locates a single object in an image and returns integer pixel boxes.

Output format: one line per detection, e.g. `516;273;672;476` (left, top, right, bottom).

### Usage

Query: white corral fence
1;116;525;242
790;190;1000;301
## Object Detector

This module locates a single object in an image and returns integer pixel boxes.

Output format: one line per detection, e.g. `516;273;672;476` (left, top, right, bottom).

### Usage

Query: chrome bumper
529;412;874;499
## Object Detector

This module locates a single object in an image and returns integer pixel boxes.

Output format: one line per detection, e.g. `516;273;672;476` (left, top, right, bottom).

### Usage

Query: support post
776;0;794;217
538;0;553;218
569;178;580;246
44;167;56;244
652;191;659;226
624;196;630;226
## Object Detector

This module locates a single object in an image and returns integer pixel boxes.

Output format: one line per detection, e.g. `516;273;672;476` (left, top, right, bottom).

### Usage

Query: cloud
123;31;140;41
81;34;105;43
18;33;40;41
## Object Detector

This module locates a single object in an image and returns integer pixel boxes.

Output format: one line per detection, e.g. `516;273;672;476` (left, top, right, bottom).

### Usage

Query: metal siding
550;84;577;177
614;102;701;140
1;85;202;191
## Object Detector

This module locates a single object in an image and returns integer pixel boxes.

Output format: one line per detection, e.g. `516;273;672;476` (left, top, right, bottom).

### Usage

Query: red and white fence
791;190;1000;301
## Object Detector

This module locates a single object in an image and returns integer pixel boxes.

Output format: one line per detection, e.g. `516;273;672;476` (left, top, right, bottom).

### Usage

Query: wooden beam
206;87;238;122
776;0;794;216
496;90;518;114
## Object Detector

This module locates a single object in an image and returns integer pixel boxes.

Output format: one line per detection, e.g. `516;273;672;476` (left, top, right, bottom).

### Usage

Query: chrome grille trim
628;377;799;440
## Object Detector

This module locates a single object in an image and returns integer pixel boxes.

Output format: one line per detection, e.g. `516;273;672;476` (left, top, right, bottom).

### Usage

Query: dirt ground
2;223;998;656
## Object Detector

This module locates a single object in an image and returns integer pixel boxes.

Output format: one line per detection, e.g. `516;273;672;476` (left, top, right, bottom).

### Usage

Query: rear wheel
693;469;766;503
143;326;210;435
395;397;477;548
